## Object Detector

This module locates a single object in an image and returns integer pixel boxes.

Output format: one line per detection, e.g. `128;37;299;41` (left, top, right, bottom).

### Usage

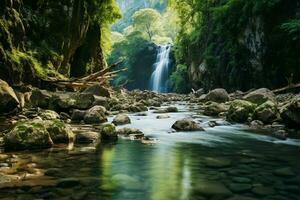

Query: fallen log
41;59;126;90
272;83;300;93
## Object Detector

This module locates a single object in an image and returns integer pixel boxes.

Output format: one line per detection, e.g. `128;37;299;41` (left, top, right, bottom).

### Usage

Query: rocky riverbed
0;80;300;199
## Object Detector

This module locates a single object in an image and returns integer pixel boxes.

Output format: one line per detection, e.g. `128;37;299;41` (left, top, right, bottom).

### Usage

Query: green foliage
0;0;122;84
171;0;300;91
112;0;168;32
281;18;300;41
132;8;162;41
109;30;156;89
170;64;190;93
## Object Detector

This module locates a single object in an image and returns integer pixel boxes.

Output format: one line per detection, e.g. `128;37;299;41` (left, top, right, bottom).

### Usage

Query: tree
132;8;161;41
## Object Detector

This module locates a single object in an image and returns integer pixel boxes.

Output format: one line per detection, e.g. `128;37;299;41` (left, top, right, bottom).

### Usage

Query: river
0;102;300;200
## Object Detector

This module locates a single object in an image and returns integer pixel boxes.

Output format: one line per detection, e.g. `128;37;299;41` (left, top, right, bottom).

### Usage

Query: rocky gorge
0;79;300;199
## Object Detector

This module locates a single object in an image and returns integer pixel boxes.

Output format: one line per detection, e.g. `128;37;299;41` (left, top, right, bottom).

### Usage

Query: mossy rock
46;119;74;144
280;94;300;129
253;100;278;123
38;110;60;120
226;100;256;123
4;119;53;150
99;124;117;141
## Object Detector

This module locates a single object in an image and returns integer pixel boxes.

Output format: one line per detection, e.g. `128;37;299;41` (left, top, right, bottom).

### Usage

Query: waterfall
150;45;171;93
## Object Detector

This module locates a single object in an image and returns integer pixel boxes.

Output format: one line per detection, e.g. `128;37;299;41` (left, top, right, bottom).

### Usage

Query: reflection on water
1;104;300;199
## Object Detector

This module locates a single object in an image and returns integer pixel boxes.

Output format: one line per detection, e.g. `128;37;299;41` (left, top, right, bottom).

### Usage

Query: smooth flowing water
150;45;171;93
1;103;300;200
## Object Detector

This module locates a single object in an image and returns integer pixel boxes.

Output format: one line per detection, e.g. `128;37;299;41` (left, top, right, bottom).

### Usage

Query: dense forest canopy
0;0;299;93
0;0;120;85
108;0;300;93
169;0;300;92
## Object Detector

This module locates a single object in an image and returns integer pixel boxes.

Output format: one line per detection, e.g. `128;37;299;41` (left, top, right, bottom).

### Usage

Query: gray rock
46;120;74;144
205;88;230;103
30;88;52;109
280;94;300;129
93;96;109;108
71;109;86;122
116;127;143;136
83;106;107;124
165;107;178;112
112;114;131;125
172;118;205;131
83;84;111;97
50;92;94;111
156;114;170;119
243;88;276;105
75;131;100;144
203;102;228;116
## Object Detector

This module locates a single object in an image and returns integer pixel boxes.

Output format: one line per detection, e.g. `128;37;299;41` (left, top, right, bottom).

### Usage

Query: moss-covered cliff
171;0;300;92
0;0;120;86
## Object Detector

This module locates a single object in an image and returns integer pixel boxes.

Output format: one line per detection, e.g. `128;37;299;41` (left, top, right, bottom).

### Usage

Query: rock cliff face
179;1;300;92
0;0;120;86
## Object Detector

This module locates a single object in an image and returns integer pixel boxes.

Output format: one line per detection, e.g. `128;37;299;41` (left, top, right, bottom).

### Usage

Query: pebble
252;185;275;196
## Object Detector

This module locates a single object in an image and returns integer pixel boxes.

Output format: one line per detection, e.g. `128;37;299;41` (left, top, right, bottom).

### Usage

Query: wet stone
195;181;232;199
227;195;257;200
44;168;62;177
232;177;252;183
252;185;275;196
228;183;252;193
156;114;170;119
57;178;80;188
273;167;295;177
204;157;232;168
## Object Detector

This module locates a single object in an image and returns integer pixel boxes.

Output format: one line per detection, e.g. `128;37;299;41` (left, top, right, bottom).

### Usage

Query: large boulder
0;79;19;113
30;89;52;109
4;119;74;150
75;131;100;144
112;114;131;125
203;102;228;116
127;103;148;112
4;119;53;150
49;93;94;111
46;120;74;143
38;110;60;120
99;124;117;141
83;106;107;124
280;94;300;128
205;88;230;103
226;100;256;123
71;109;86;122
243;88;276;105
116;127;143;136
253;101;278;124
83;84;111;97
172;118;205;131
93;96;110;109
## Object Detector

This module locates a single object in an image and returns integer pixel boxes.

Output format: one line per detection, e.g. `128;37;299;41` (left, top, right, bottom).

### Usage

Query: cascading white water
150;45;171;93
